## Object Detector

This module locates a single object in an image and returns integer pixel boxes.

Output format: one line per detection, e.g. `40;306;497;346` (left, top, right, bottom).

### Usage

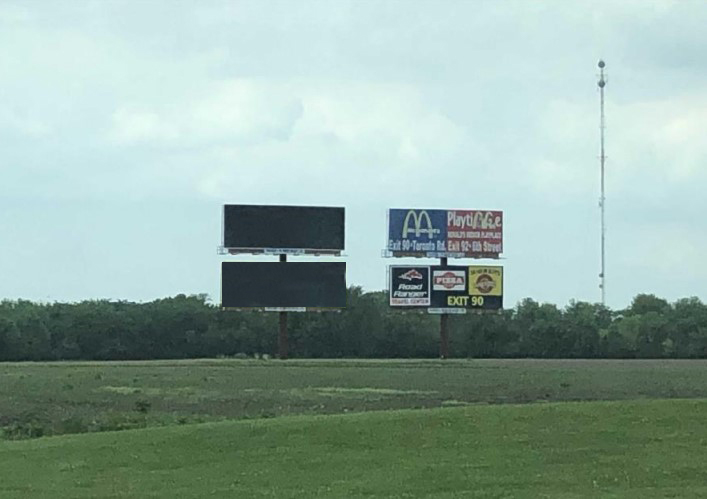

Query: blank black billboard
223;205;345;251
221;262;346;308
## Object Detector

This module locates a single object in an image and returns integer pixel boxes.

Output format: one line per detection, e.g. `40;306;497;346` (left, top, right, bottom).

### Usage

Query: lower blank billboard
221;262;346;309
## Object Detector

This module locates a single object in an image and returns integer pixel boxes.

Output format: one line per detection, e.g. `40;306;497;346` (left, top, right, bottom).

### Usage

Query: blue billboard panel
388;209;448;255
387;208;503;258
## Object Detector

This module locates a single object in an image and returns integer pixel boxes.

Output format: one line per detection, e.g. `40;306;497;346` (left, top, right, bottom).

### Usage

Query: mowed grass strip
5;359;707;438
2;399;707;498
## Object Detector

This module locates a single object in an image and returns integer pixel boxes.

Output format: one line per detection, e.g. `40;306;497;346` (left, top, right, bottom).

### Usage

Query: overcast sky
2;0;706;309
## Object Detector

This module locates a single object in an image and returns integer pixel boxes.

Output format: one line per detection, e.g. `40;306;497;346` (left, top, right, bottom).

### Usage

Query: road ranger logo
390;266;431;306
400;269;423;281
433;270;466;291
402;210;441;239
395;268;425;294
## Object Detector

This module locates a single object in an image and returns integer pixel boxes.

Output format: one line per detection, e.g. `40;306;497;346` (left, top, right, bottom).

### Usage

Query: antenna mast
597;60;607;305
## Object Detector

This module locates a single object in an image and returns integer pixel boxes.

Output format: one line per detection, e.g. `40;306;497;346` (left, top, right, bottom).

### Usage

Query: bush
1;421;48;440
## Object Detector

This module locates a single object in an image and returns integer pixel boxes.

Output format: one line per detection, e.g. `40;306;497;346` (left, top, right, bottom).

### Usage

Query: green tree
562;301;610;358
515;299;565;357
635;311;671;358
669;297;707;358
628;294;670;316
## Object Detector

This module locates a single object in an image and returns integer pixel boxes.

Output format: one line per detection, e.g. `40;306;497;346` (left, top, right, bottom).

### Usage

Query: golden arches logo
402;210;440;239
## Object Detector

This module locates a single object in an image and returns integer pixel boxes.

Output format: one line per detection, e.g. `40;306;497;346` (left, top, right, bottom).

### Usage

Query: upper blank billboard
223;205;345;253
387;209;502;258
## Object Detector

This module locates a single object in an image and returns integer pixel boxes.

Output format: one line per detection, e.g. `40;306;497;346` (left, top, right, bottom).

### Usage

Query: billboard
223;205;345;254
430;265;503;310
468;266;503;297
432;268;466;292
389;266;431;307
221;262;346;309
387;209;502;258
389;265;503;310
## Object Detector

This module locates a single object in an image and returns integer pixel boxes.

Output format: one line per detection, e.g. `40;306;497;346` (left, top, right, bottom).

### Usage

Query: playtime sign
387;209;503;258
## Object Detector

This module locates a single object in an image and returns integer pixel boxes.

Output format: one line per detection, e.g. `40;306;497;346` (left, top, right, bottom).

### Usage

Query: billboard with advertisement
429;265;503;310
468;266;503;297
432;268;466;292
221;262;346;309
387;209;502;258
223;205;345;254
389;266;431;307
390;265;503;311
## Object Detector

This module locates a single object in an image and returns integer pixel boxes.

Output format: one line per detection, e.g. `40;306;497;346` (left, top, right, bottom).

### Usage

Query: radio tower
597;60;607;305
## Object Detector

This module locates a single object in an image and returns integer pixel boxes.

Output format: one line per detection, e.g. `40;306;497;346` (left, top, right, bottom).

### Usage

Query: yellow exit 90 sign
447;295;486;307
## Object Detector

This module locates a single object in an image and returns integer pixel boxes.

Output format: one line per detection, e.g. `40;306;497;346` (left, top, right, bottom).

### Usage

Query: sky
1;0;706;309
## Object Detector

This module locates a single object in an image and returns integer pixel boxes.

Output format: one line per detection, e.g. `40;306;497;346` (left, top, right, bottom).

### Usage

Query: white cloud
611;221;707;305
612;93;707;183
0;108;52;137
0;4;31;24
526;99;597;197
108;80;303;146
105;79;470;202
294;82;467;164
525;88;707;199
192;81;303;143
623;224;706;273
110;108;180;144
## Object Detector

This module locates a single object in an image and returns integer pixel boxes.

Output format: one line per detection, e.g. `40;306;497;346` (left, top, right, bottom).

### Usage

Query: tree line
1;289;706;361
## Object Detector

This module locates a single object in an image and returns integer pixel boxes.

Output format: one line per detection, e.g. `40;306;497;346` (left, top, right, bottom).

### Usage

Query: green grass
4;358;707;438
2;398;707;498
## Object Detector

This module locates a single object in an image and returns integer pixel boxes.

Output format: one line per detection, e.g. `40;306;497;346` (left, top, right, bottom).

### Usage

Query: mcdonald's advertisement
390;265;503;310
387;209;503;258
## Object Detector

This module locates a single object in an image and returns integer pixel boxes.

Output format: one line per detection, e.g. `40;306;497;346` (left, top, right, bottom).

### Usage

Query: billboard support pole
439;257;449;359
278;254;288;360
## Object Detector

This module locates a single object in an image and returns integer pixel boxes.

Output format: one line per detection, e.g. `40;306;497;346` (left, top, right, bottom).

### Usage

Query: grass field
4;358;707;439
3;359;707;497
0;360;707;438
2;398;707;498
